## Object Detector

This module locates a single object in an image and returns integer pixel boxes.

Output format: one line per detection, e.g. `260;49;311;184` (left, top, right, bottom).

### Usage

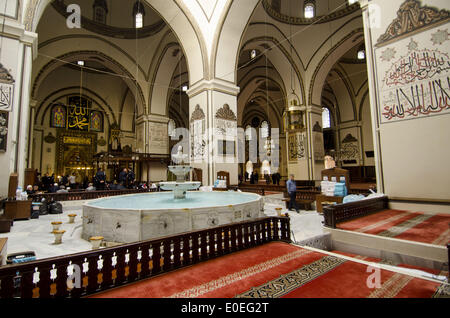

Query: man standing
286;174;299;213
95;168;106;190
119;168;128;186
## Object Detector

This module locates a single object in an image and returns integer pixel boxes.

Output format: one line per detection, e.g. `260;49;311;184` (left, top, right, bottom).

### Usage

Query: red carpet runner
336;210;450;246
89;242;448;298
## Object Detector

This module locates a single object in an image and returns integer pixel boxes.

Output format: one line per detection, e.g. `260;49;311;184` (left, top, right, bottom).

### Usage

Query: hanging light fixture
133;1;145;29
357;44;366;60
304;0;316;19
285;0;305;132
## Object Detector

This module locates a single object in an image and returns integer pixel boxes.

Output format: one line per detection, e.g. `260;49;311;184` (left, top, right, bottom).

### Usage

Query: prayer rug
89;242;448;298
336;210;450;246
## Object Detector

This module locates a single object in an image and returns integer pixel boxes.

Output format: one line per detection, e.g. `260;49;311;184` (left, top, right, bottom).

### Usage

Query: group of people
28;167;140;194
241;171;281;185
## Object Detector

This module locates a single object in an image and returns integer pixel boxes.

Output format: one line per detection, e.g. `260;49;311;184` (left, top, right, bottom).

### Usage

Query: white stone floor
0;194;326;261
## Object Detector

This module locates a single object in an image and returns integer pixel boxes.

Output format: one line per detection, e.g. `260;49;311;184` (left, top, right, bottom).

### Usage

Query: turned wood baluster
223;227;230;254
243;224;249;248
236;225;243;250
162;240;172;271
151;242;162;275
200;232;208;261
216;229;223;256
191;233;199;264
172;238;181;268
182;235;190;266
273;218;280;241
231;226;237;251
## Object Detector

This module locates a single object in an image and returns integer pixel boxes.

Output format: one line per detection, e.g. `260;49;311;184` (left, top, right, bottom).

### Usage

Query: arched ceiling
51;0;165;39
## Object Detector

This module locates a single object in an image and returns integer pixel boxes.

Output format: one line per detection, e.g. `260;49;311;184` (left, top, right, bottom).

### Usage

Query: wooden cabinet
4;200;32;220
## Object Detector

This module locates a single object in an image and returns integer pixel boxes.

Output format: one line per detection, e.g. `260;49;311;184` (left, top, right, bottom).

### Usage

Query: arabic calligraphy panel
0;83;14;112
375;24;450;124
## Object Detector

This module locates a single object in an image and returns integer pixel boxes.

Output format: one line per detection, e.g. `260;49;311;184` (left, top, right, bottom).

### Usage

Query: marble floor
0;194;326;261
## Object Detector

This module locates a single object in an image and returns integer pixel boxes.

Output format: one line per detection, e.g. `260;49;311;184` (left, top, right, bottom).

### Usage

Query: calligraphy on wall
340;133;359;164
0;63;15;112
375;2;450;124
0;111;8;151
288;133;306;162
68;96;91;131
190;105;206;160
49;97;104;132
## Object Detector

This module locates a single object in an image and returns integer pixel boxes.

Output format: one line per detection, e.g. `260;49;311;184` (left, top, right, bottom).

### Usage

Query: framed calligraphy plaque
375;24;450;124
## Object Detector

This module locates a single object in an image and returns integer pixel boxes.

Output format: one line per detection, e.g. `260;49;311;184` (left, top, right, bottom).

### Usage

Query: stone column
0;16;38;193
307;104;325;180
285;96;310;180
359;0;384;192
27;99;38;169
187;79;240;186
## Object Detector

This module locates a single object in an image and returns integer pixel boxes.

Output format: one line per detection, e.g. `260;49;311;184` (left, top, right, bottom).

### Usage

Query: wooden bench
0;238;7;266
283;190;321;211
322;195;389;228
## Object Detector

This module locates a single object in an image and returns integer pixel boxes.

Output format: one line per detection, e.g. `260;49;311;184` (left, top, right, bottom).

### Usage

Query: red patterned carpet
89;242;448;298
336;210;450;246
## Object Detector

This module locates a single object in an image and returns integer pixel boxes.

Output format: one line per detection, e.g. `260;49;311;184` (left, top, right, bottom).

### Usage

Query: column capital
187;78;240;98
0;19;38;58
357;0;370;10
306;104;323;115
30;99;38;108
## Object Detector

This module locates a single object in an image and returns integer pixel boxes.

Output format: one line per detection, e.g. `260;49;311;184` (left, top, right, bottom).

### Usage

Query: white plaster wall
367;0;450;200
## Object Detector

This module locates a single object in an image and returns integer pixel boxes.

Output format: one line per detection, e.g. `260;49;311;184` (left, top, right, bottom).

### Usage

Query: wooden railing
28;188;157;202
322;196;389;228
0;216;290;298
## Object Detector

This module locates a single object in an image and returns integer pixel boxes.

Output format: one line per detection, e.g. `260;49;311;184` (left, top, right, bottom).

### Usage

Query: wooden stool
89;236;104;250
52;230;66;244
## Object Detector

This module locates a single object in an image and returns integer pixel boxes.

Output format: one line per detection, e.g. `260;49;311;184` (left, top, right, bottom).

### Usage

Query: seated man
56;185;69;193
286;174;300;213
86;183;96;191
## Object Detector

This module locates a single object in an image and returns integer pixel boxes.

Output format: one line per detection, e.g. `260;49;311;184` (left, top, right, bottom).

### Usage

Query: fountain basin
82;191;264;243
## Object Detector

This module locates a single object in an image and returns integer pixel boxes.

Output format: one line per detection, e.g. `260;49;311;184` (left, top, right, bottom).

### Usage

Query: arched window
304;0;316;19
133;1;145;28
260;121;270;138
322;107;331;129
245;125;252;141
93;0;108;24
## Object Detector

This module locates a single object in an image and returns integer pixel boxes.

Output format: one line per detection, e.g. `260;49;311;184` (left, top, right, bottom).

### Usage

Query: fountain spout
159;146;201;199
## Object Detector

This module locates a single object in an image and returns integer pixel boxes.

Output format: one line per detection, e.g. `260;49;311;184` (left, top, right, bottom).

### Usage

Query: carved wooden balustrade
322;196;389;228
0;216;290;298
28;188;157;202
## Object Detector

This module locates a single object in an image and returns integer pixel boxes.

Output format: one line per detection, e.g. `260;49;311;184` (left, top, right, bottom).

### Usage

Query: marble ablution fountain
82;146;264;243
